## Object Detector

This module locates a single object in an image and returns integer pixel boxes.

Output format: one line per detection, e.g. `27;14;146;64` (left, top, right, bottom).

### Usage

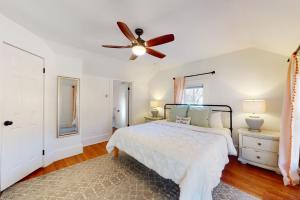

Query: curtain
279;54;300;186
174;76;185;104
72;85;77;126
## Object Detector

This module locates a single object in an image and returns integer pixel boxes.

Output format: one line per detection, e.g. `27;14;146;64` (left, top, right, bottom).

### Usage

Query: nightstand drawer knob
256;156;261;159
257;142;262;146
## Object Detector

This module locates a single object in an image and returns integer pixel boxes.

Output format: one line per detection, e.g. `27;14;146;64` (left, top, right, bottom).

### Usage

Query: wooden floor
22;142;108;181
222;157;300;200
23;142;300;200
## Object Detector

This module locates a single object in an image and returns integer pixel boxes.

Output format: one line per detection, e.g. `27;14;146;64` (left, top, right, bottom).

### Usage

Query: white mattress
106;120;237;200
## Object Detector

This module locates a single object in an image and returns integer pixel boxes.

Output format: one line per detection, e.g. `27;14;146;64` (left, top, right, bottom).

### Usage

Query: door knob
4;121;13;126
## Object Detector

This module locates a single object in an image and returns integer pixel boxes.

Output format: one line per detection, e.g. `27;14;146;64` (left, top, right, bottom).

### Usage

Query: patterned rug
0;153;258;200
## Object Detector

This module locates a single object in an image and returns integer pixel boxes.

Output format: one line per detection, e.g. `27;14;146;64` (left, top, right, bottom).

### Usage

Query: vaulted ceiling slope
0;0;299;67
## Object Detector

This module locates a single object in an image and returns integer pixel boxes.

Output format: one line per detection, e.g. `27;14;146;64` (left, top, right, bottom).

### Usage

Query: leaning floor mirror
57;76;80;137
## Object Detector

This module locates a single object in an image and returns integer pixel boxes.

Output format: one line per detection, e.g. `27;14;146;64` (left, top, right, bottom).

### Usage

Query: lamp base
151;110;159;118
245;117;264;132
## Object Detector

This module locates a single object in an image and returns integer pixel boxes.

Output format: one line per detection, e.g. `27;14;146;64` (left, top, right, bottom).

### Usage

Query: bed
106;104;237;200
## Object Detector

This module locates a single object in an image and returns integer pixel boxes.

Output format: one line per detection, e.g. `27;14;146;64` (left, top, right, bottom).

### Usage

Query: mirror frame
57;76;80;138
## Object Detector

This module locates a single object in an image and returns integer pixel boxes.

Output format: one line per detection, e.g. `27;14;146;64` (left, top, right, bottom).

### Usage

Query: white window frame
182;85;204;104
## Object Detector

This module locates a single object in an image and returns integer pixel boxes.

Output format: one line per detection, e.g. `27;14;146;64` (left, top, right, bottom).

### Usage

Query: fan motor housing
135;28;144;36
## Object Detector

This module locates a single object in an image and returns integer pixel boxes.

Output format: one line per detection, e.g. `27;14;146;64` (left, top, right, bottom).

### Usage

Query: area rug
0;153;258;200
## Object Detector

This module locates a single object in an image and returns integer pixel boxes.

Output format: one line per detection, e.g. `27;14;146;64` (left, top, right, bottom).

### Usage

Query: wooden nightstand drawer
243;136;279;153
238;128;280;173
242;148;278;167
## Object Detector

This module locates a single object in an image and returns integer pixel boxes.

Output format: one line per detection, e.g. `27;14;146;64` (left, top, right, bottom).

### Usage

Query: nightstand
144;116;164;122
238;128;280;173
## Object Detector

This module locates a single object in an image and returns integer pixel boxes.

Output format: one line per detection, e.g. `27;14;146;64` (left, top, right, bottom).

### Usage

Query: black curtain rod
293;45;300;55
287;45;300;62
173;71;215;80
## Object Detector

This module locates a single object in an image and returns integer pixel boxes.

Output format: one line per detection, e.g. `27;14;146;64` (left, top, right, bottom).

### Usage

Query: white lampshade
243;100;266;114
150;100;162;108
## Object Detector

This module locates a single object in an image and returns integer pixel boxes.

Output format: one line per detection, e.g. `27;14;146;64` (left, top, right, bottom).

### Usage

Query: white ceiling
0;0;299;67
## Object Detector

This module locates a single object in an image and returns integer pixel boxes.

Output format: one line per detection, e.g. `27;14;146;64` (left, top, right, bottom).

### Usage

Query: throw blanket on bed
106;120;237;200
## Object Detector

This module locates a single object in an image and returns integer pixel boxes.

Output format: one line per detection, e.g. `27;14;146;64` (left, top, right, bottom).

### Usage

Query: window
183;86;203;104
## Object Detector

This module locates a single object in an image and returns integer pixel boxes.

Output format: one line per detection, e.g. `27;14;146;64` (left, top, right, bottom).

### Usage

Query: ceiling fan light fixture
103;22;175;60
132;45;146;56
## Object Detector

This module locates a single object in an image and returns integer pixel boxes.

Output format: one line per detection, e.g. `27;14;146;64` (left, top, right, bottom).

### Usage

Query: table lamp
150;100;162;117
243;99;266;132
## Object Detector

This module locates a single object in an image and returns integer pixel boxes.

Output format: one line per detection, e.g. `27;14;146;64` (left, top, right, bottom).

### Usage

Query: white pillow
176;116;191;125
209;112;224;128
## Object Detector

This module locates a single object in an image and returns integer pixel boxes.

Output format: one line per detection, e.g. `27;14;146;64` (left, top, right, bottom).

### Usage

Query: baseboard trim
43;134;111;167
43;144;83;167
82;133;111;147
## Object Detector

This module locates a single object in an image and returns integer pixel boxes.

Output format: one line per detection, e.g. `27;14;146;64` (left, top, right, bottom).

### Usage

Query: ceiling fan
102;21;175;60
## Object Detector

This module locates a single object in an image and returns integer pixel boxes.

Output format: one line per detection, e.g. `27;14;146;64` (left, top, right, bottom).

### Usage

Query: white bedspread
106;120;237;200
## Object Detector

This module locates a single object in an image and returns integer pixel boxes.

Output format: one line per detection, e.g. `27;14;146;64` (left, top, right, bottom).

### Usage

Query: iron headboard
164;104;233;134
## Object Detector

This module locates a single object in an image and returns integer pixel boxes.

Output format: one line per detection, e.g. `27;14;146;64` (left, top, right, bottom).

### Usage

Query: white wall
149;48;287;144
46;54;83;166
0;14;153;168
81;75;112;146
0;10;156;164
131;81;150;124
47;41;153;148
80;75;148;147
47;41;153;126
0;14;83;166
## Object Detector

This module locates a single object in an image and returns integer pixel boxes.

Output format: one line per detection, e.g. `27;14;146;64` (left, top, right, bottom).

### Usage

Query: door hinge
43;68;45;74
42;150;45;156
128;87;130;91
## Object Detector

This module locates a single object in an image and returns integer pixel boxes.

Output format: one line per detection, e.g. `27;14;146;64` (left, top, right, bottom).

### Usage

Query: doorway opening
112;80;132;130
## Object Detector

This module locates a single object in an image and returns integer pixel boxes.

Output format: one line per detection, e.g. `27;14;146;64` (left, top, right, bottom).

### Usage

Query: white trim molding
43;144;83;167
82;133;111;147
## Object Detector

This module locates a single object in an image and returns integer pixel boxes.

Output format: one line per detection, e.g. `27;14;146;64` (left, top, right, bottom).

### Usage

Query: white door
0;43;44;191
113;81;129;128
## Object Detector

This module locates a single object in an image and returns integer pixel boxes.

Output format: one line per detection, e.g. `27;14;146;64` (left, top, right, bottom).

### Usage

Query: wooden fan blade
146;48;166;59
146;34;174;47
117;21;137;43
129;54;138;60
102;45;131;48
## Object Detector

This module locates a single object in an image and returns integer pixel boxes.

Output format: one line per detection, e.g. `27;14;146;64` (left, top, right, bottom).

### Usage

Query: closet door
0;43;44;191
